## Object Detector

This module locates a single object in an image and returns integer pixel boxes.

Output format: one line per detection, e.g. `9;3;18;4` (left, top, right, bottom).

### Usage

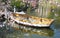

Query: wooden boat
10;13;54;27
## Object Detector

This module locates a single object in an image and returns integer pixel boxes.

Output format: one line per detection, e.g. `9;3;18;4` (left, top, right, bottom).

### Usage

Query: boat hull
10;13;54;27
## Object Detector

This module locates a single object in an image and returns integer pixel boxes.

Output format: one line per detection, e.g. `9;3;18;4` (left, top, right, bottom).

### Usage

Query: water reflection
20;27;54;37
5;23;54;38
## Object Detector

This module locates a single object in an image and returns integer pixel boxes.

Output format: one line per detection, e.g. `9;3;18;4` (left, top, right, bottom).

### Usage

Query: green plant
10;0;27;12
11;0;25;8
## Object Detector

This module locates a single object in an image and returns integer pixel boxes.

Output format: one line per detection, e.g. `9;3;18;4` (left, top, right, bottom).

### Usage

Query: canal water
0;17;60;38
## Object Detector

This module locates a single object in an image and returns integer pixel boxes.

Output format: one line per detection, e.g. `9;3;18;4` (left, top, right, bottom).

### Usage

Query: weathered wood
10;13;54;27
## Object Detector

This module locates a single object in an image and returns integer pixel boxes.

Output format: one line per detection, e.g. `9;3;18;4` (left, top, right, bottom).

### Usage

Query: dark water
0;18;60;38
